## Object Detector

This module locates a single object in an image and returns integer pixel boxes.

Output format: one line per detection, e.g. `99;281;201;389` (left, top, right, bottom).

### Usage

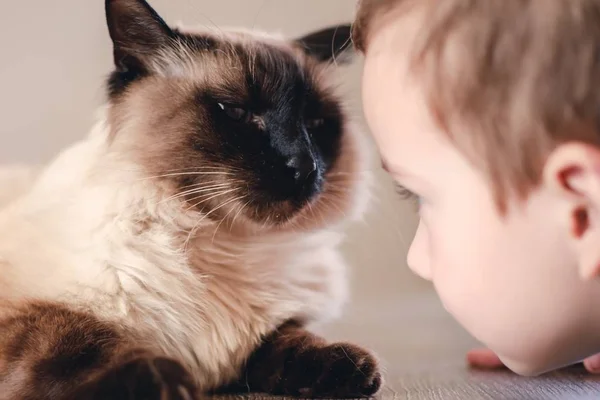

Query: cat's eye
305;118;325;129
218;103;251;122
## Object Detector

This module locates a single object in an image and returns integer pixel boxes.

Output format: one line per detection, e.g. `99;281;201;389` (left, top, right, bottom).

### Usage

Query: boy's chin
481;350;576;377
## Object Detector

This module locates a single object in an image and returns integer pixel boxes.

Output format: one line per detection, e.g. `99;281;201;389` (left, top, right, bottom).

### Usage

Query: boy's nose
406;222;432;281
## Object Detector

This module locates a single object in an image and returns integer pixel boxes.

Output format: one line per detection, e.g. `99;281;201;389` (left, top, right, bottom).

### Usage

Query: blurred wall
0;0;430;311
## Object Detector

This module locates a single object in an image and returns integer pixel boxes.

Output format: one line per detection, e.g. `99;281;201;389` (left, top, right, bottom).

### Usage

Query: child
352;0;600;376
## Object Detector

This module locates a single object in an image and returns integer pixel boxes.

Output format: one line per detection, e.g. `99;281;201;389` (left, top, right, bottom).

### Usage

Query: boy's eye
394;183;422;210
393;183;415;200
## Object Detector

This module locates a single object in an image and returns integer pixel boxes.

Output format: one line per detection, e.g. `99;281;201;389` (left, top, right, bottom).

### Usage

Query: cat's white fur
0;105;371;389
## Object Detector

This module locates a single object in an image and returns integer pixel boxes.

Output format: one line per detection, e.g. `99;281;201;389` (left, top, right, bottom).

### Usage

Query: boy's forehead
362;38;428;141
361;24;413;129
362;69;438;180
361;5;428;115
360;15;452;178
358;0;427;55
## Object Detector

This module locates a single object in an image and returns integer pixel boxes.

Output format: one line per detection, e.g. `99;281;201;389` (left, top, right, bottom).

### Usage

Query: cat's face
105;0;367;231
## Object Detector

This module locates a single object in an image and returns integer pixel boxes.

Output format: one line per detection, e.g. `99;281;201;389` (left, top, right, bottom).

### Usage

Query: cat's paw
285;342;383;398
72;355;198;400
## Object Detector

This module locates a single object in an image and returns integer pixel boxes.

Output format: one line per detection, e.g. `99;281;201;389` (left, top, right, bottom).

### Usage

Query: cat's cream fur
0;101;371;390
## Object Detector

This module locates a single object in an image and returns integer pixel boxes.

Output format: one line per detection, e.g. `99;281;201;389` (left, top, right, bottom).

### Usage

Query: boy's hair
352;0;600;210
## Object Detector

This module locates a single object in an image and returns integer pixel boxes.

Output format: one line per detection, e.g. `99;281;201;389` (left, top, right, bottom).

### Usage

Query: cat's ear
105;0;175;72
294;24;355;64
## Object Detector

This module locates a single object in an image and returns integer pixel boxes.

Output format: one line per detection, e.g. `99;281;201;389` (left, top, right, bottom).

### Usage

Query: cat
0;0;380;399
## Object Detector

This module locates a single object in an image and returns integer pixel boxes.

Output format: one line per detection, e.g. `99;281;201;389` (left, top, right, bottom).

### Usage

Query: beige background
7;3;600;398
0;0;475;368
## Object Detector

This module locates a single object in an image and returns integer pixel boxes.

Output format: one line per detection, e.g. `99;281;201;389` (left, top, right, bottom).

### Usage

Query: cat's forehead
169;23;323;77
146;24;332;103
172;22;290;49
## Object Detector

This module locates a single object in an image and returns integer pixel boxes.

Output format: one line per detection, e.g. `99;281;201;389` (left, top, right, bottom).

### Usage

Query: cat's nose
287;154;317;182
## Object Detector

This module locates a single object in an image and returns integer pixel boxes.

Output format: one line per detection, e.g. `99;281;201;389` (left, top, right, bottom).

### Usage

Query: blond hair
353;0;600;210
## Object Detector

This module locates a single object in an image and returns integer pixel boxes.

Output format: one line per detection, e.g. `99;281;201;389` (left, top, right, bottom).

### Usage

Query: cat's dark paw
283;342;382;398
71;355;198;400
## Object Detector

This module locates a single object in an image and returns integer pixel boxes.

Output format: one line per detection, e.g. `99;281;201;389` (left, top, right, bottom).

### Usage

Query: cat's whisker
327;186;352;194
326;184;356;191
159;183;234;204
323;197;347;219
295;209;310;226
154;166;243;173
176;180;230;189
306;198;315;215
297;204;316;229
230;199;251;233
330;26;353;69
184;195;246;251
252;0;270;30
261;204;272;231
179;179;245;191
325;180;353;189
172;182;224;194
301;204;318;226
180;0;225;36
177;183;234;196
211;213;231;244
289;213;305;232
323;181;353;192
314;199;329;227
184;188;239;212
110;181;232;212
326;188;352;197
139;171;234;181
141;184;221;208
325;181;354;190
212;195;247;243
95;165;241;175
327;169;376;176
326;171;357;176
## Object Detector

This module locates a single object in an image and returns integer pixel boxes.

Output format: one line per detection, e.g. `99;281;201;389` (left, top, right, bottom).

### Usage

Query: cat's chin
231;200;316;232
184;195;325;236
226;195;346;235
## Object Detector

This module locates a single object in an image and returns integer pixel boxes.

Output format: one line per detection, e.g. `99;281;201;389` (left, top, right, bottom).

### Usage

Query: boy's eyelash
394;183;416;200
394;183;421;210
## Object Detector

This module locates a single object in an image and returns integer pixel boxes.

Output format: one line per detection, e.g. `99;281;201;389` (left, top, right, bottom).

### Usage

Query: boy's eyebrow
380;158;393;173
380;157;404;176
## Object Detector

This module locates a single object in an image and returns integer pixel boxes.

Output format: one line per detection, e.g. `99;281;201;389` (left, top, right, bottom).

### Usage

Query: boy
352;0;600;376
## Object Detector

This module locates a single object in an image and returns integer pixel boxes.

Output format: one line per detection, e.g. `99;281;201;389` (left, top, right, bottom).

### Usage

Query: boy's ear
105;0;175;73
294;24;355;64
543;142;600;280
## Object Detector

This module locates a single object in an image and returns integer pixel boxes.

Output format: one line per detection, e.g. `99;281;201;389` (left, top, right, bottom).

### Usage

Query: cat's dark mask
104;0;364;230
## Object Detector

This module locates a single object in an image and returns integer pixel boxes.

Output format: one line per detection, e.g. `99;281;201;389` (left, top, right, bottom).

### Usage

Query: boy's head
354;0;600;375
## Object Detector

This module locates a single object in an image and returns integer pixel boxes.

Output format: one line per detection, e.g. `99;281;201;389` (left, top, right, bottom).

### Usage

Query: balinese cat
0;0;380;399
